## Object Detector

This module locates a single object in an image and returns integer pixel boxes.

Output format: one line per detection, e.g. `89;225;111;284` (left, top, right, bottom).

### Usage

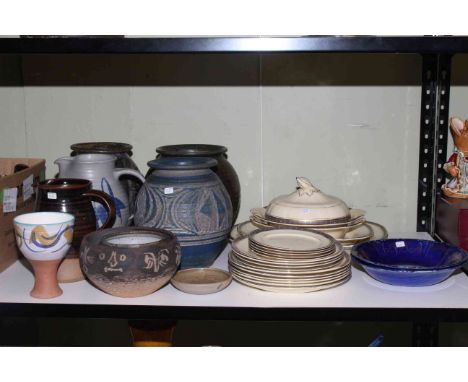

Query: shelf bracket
417;54;452;234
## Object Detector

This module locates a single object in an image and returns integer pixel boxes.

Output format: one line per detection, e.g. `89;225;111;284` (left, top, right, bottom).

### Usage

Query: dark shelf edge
1;36;468;54
2;303;468;322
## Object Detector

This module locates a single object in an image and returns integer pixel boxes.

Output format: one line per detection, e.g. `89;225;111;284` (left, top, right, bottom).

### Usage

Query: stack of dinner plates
230;215;388;252
229;228;351;293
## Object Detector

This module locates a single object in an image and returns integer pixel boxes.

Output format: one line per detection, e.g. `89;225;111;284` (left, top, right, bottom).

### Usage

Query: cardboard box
0;158;46;272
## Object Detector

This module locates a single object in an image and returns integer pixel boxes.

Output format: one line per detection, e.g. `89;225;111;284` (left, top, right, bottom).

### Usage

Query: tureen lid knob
296;177;320;196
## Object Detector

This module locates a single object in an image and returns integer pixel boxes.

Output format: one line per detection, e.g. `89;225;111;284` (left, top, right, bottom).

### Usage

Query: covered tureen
265;177;351;224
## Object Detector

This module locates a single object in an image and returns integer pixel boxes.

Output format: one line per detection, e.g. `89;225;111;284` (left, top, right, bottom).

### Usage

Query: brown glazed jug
35;178;116;282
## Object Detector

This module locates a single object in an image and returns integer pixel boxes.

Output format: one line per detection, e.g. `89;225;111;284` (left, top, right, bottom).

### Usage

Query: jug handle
113;168;146;221
83;190;116;229
113;168;146;184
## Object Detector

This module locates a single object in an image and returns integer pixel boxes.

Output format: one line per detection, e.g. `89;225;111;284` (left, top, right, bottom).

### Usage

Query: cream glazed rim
249;228;334;252
265;177;351;223
341;221;388;247
237;221;260;236
232;237;345;265
251;207;366;228
230;270;351;293
229;266;351;285
230;225;241;241
230;269;351;287
230;249;344;270
337;223;374;244
229;251;350;276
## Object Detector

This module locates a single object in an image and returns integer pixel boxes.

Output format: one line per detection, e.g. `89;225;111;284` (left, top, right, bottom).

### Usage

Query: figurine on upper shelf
442;117;468;199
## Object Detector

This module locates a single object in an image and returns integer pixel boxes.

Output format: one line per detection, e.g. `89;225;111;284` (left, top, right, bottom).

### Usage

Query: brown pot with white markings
80;227;181;298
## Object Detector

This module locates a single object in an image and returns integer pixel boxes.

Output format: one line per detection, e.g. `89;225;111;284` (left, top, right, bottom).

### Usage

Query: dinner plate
249;229;334;252
232;249;350;271
233;237;343;263
229;262;350;283
229;250;349;272
231;273;351;293
366;221;388;241
248;243;336;258
229;270;351;288
231;248;344;269
341;221;388;251
337;223;374;245
229;256;350;280
232;254;344;273
237;221;261;236
230;225;241;241
232;237;344;265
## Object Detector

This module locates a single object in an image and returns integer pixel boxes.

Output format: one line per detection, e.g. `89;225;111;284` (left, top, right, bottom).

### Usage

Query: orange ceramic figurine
442;117;468;198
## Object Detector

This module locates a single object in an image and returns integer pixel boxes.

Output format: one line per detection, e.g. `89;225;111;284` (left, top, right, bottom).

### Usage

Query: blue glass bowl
351;239;468;287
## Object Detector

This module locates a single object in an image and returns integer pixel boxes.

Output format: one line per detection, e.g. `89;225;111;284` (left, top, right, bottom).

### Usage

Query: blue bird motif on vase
94;177;126;227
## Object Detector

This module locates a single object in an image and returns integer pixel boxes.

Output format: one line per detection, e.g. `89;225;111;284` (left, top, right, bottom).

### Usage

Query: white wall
0;55;26;156
0;53;424;231
448;55;468;156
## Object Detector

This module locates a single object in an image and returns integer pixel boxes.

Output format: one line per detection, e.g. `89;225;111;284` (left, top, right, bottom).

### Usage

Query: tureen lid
265;177;350;224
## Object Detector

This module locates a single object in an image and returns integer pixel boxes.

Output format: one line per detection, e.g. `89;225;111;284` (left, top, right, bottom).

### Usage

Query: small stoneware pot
35;178;116;283
135;157;233;269
152;144;241;225
80;227;181;298
13;212;75;299
70;142;141;215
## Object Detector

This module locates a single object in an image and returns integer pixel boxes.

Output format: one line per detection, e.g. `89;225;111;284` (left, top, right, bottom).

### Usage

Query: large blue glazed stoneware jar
134;157;233;269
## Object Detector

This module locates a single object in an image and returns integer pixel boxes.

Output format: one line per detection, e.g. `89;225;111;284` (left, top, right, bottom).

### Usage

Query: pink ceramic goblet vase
13;212;75;299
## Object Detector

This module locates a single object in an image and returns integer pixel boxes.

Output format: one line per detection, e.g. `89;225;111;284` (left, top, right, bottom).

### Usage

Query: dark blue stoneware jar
134;157;233;269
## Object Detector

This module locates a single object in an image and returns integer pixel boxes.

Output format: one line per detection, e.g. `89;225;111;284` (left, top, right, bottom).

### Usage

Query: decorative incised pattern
135;182;231;241
134;183;164;226
80;245;177;276
143;249;169;272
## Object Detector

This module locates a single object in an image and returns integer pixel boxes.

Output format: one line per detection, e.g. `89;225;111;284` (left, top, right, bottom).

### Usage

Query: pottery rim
97;227;178;249
156;144;227;157
37;178;92;191
55;153;117;164
14;211;75;226
147;156;218;171
71;142;133;155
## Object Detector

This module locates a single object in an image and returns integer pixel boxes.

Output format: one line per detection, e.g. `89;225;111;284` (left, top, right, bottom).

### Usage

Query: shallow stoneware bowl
171;268;232;294
13;212;75;261
80;227;181;298
352;239;468;286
